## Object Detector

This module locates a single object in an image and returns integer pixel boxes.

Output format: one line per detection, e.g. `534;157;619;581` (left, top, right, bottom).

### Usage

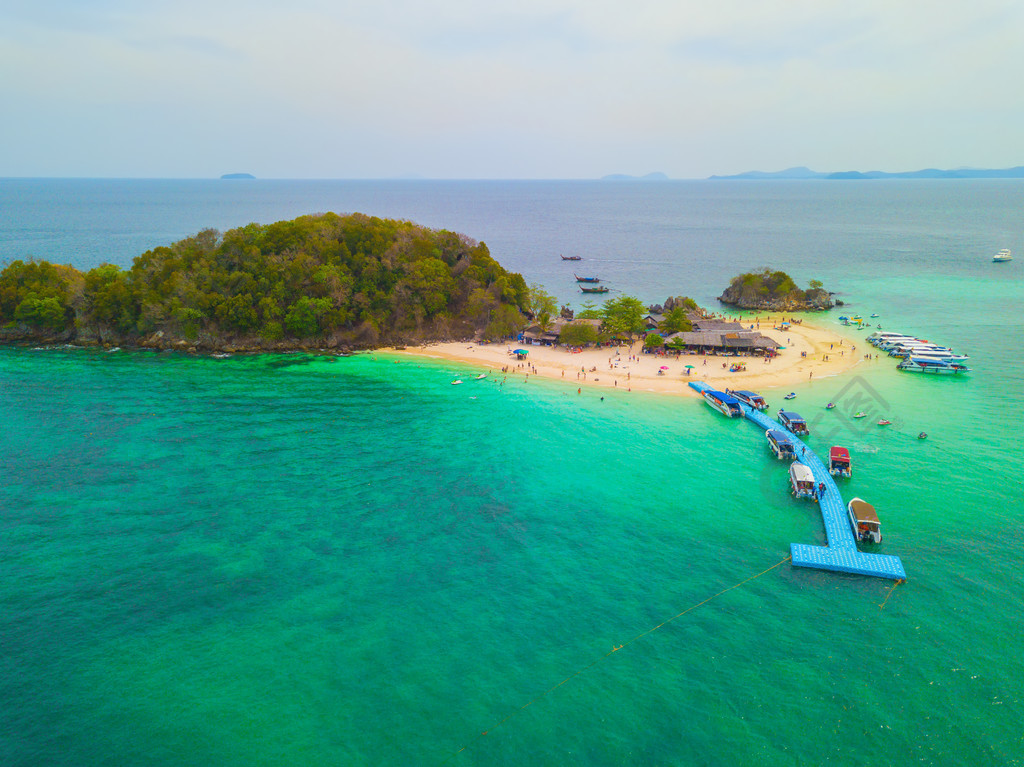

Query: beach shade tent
512;349;529;358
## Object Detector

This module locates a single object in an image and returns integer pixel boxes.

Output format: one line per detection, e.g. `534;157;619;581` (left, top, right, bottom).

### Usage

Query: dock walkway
689;382;906;580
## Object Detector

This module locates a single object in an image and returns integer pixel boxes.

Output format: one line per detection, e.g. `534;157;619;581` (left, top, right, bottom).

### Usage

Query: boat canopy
789;462;815;483
829;446;851;463
779;410;805;423
849;498;880;524
708;391;740;405
767;429;792;444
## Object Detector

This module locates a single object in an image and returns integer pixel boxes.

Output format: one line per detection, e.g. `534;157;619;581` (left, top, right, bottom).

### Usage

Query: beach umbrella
659;366;669;370
513;349;529;355
684;364;695;369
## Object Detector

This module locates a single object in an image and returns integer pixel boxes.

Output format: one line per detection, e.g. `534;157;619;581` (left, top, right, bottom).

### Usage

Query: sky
2;0;1023;179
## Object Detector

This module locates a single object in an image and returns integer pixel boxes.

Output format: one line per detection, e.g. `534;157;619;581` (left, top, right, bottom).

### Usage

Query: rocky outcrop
718;285;833;311
717;269;834;311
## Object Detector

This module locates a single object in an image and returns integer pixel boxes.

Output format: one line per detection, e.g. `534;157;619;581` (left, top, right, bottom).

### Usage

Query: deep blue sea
1;179;1023;766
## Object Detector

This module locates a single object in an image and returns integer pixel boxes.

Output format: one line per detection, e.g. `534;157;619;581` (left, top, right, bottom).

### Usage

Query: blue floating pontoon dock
689;381;906;581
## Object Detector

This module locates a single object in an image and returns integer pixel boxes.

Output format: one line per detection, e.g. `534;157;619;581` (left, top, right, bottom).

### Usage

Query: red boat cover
829;446;851;463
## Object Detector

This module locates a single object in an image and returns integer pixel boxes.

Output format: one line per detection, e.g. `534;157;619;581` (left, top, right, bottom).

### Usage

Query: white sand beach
391;316;871;397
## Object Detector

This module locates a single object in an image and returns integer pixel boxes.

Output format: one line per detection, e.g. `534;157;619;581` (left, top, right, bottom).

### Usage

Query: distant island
718;269;833;311
709;165;1024;180
600;172;669;181
220;173;255;180
0;214;531;352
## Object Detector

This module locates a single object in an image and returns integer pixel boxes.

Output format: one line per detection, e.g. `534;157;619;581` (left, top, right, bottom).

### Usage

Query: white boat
727;389;768;411
766;429;796;460
789;462;817;499
451;379;463;385
778;409;809;436
848;497;882;543
703;390;743;417
475;373;487;380
993;249;1012;262
897;357;971;375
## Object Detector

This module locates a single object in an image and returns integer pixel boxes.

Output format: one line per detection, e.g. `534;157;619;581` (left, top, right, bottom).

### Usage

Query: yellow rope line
439;554;792;764
879;578;904;609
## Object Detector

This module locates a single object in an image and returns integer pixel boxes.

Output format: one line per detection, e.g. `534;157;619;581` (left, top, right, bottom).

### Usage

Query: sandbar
390;315;873;397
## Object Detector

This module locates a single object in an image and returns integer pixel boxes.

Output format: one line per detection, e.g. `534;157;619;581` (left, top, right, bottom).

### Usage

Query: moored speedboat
784;392;796;400
877;419;891;426
993;249;1012;262
766;429;796;460
574;274;601;283
778;409;810;436
703;390;743;417
828;446;852;478
848;497;882;543
853;412;867;419
475;373;487;380
451;379;463;385
897;357;971;375
825;402;836;409
726;389;768;410
580;285;610;293
789;462;816;499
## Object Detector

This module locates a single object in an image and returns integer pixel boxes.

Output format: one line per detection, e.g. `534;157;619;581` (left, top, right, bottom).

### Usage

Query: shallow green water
2;342;1021;766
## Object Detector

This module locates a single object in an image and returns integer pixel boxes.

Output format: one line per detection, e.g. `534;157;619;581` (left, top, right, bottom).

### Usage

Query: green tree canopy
601;295;647;337
658;306;692;333
559;322;600;347
526;282;558;319
0;213;531;347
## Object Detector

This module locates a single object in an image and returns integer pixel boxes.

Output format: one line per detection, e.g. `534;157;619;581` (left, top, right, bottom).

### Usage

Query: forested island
0;213;532;351
718;268;833;311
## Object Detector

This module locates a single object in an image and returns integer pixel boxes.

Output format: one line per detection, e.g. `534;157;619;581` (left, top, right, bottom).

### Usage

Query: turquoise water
2;180;1024;765
2;345;1022;766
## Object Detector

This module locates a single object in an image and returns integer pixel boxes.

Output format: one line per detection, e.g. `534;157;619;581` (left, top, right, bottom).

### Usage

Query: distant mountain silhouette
709;166;1024;180
600;172;670;181
220;173;255;180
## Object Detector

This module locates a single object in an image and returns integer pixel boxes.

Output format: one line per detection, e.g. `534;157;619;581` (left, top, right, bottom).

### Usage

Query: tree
526;282;558;318
808;279;823;290
601;295;646;337
559;322;599;347
658;306;692;333
644;332;664;349
574;301;602;320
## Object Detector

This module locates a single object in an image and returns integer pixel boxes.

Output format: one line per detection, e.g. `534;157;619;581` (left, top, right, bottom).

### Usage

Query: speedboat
828;446;852;478
789;462;817;500
475;373;487;380
778;410;810;436
897;357;971;375
825;402;836;409
848;498;882;543
766;429;796;460
870;313;880;318
784;392;796;400
702;390;743;417
726;389;768;410
853;412;867;419
993;249;1012;262
877;419;891;426
451;379;463;385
